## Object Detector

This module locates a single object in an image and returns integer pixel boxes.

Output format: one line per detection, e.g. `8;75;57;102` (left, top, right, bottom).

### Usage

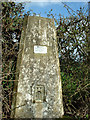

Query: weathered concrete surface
11;16;64;118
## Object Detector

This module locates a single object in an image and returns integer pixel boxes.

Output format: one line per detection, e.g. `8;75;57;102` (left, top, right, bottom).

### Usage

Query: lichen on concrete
11;16;64;118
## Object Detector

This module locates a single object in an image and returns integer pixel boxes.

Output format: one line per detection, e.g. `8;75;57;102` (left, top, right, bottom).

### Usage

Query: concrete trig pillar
11;16;64;118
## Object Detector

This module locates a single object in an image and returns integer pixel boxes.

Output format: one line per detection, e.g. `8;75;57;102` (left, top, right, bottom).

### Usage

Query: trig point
11;16;64;118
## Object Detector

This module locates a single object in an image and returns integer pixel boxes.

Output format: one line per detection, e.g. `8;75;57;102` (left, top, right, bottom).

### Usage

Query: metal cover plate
34;46;47;54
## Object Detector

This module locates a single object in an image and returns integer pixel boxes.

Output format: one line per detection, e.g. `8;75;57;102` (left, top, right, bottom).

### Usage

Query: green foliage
2;2;90;119
2;2;26;118
57;4;89;118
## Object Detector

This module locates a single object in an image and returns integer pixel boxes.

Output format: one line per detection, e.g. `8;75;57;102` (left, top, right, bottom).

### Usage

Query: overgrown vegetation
57;4;90;118
2;2;25;118
2;2;90;119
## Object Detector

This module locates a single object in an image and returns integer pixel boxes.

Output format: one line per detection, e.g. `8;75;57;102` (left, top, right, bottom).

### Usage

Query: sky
14;0;89;20
24;2;88;18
